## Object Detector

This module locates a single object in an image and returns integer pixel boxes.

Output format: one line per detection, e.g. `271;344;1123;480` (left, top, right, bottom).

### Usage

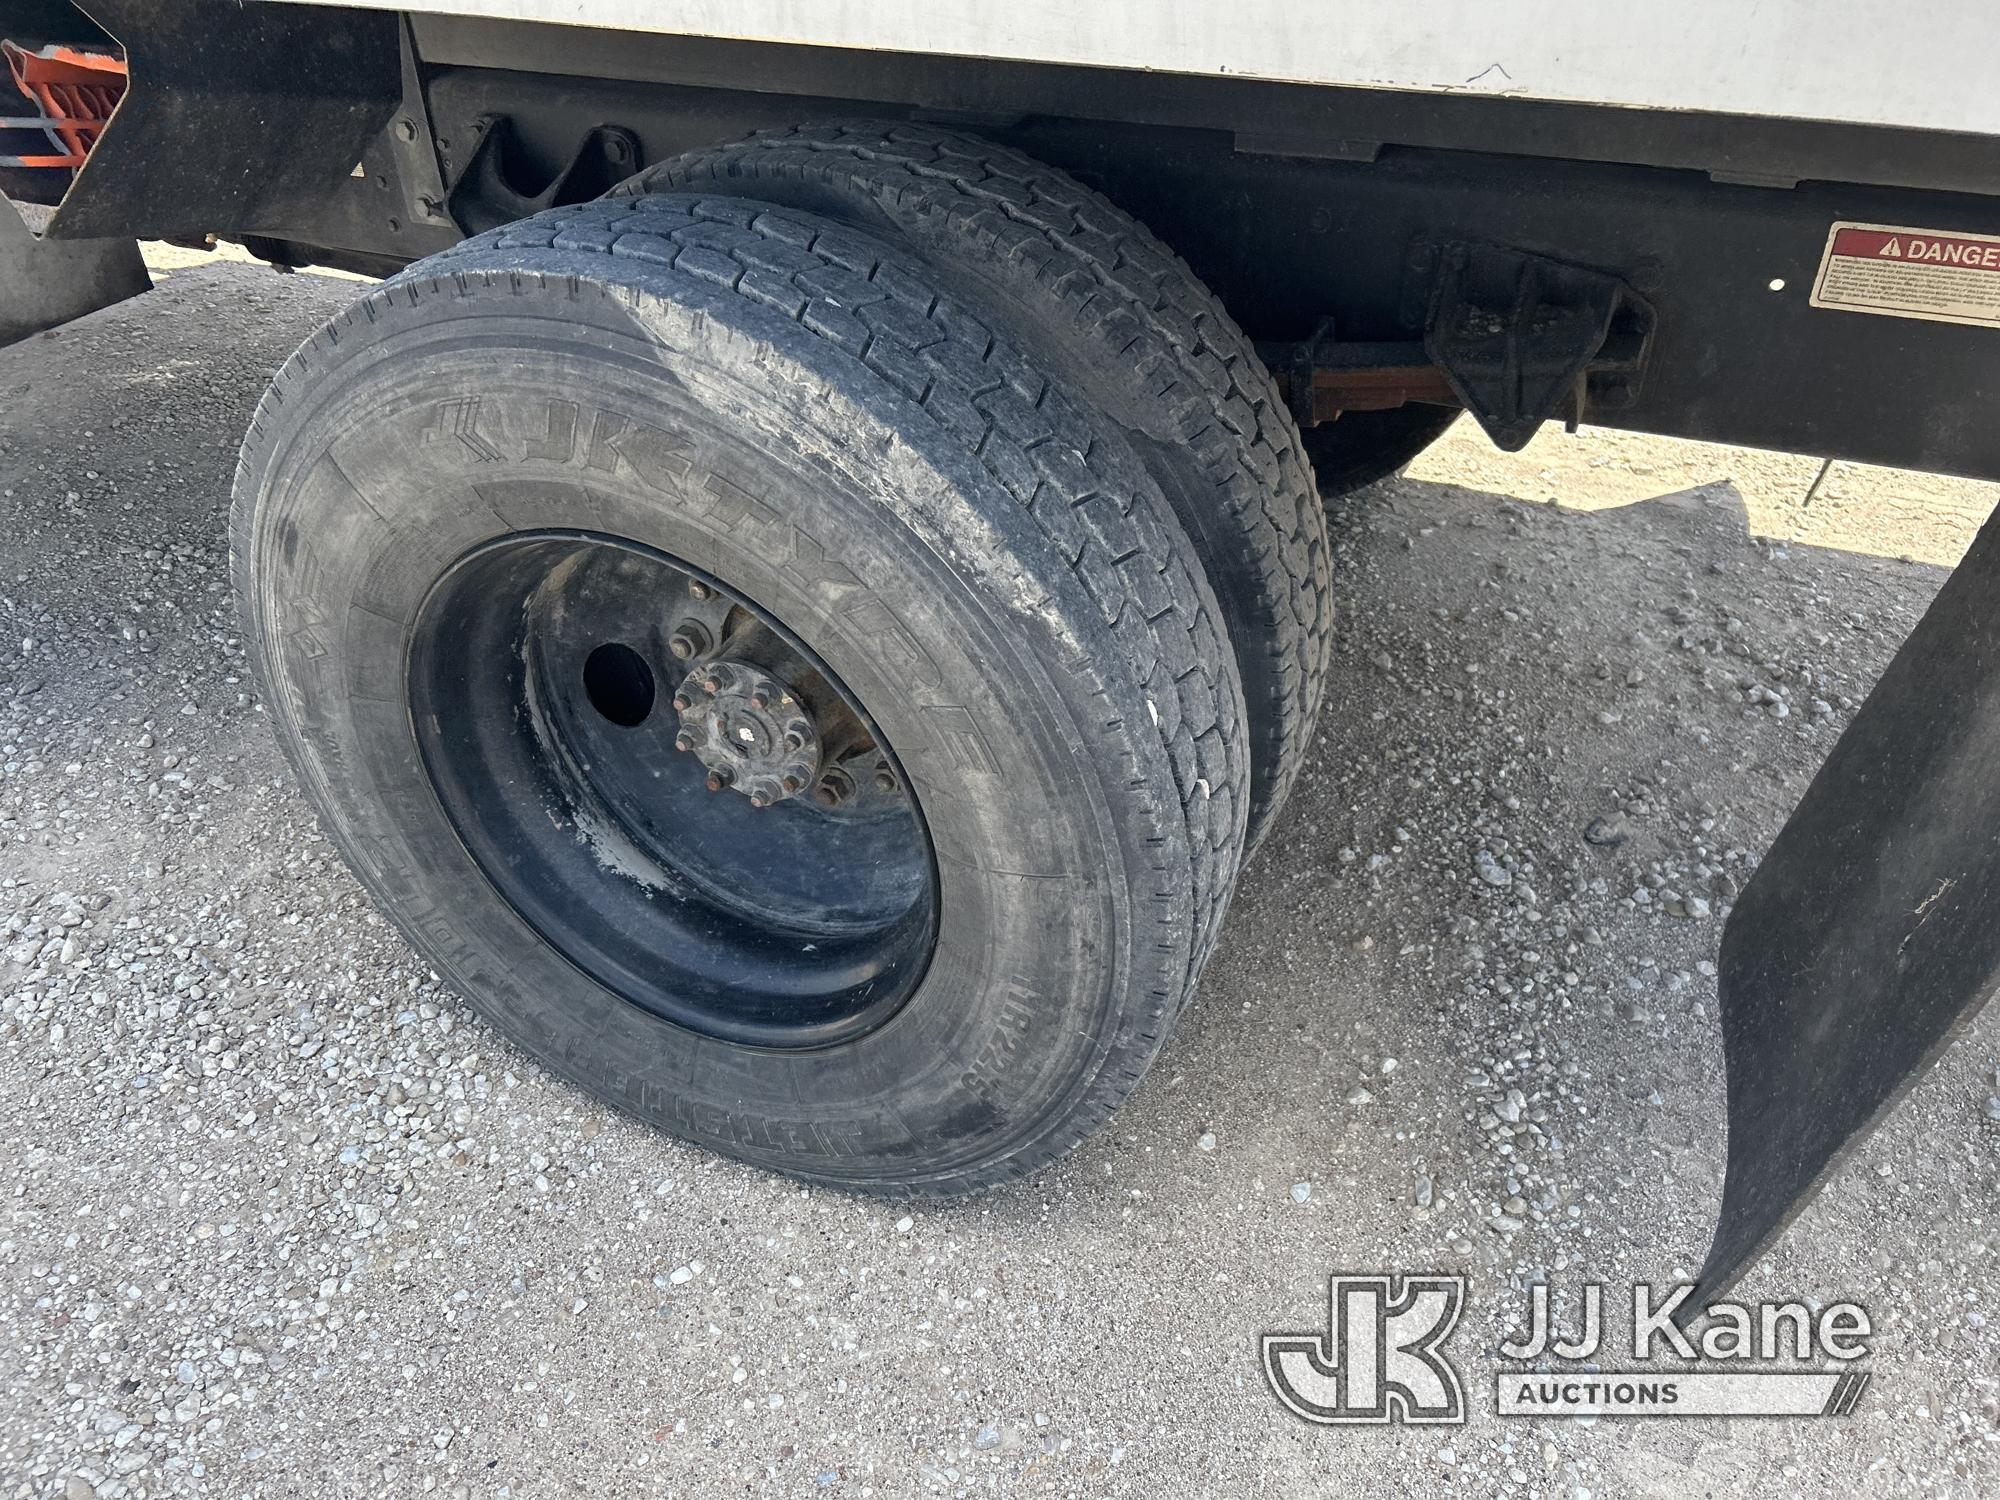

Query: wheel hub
673;658;822;808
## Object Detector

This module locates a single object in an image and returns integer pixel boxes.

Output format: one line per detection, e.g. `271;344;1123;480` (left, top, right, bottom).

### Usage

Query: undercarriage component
1693;502;2000;1306
46;0;400;242
1260;239;1654;454
1262;321;1458;428
674;657;825;809
1291;347;1457;417
0;196;144;347
1418;240;1654;451
1297;405;1462;500
1;39;123;171
443;113;638;234
1258;322;1464;498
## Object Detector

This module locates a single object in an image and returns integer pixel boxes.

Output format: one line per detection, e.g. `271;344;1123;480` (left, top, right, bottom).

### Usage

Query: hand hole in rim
582;641;656;727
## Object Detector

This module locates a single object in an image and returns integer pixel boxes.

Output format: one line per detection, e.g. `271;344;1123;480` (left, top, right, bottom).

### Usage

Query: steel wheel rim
407;530;939;1049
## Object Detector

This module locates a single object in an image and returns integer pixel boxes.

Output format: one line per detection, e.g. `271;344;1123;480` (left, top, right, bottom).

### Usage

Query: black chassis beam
29;8;2000;479
436;68;2000;483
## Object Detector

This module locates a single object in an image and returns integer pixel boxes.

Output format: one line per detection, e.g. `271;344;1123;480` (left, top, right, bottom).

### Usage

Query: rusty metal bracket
1261;243;1654;447
1263;319;1459;428
1419;239;1654;451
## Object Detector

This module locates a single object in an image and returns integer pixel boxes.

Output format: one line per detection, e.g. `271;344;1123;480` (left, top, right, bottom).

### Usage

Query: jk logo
1263;1274;1468;1425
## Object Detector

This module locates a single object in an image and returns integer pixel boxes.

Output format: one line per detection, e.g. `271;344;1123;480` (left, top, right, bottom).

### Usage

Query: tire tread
616;122;1332;849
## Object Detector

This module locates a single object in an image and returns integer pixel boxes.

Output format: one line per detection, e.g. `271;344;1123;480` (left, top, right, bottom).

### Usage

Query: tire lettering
523;399;578;464
841;597;942;691
784;530;862;599
585;410;693;495
958;981;1039;1104
922;704;997;775
693;471;784;545
420;397;502;463
639;1084;876;1160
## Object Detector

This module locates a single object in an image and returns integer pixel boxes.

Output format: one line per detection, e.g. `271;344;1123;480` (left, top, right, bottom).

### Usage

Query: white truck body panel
289;0;2000;137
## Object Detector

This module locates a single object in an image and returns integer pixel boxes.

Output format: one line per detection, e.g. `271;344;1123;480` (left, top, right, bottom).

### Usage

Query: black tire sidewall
236;265;1190;1191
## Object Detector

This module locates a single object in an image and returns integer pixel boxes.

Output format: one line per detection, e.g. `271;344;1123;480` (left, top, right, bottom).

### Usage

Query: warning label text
1811;221;2000;329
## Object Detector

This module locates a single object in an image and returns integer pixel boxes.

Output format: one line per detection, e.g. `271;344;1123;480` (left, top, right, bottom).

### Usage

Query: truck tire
616;123;1332;851
231;194;1249;1194
1300;405;1461;499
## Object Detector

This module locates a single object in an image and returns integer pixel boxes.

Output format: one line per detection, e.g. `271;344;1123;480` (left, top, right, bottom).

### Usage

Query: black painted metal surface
54;0;400;241
1420;241;1639;451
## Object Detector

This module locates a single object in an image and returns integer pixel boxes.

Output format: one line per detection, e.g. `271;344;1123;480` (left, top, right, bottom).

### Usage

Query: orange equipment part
1;41;127;170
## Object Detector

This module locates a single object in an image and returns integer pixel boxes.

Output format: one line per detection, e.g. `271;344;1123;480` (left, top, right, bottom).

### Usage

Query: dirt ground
1;252;1996;1499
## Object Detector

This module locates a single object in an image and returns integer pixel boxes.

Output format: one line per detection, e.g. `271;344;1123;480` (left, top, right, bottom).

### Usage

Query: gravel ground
1;255;1997;1500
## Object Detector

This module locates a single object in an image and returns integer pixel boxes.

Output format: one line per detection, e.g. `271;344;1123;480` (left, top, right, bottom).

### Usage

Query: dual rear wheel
234;127;1344;1191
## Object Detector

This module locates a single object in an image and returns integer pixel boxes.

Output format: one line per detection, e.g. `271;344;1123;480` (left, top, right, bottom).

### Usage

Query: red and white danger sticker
1811;221;2000;328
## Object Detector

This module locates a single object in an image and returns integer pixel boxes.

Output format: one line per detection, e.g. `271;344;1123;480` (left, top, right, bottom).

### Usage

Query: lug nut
783;729;806;752
706;769;731;792
688;580;711;601
672;690;693;712
674;729;696;753
701;673;723;695
874;766;899;794
667;620;711;661
748;685;771;709
813;766;855;809
782;774;803;794
748;791;770;809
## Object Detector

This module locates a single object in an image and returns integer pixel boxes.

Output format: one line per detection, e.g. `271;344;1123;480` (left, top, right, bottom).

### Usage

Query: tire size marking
1810;221;2000;329
955;980;1042;1111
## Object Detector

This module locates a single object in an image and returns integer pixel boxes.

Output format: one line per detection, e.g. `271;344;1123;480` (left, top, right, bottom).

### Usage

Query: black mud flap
1692;503;2000;1307
0;198;147;347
